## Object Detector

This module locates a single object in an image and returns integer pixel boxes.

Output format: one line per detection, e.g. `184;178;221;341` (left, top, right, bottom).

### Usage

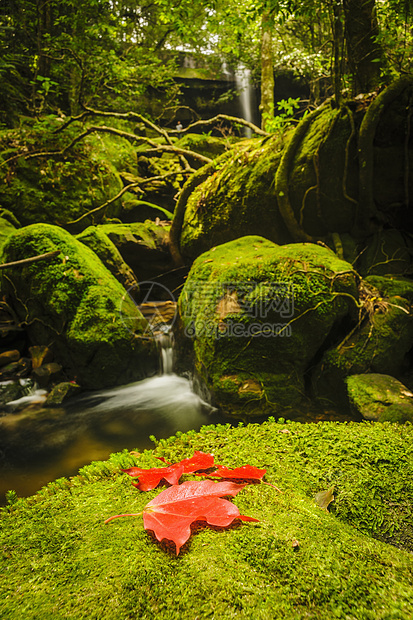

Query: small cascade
235;65;253;137
157;329;174;375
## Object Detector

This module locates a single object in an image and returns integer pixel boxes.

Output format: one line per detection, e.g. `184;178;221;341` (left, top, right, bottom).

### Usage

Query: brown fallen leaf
315;486;335;511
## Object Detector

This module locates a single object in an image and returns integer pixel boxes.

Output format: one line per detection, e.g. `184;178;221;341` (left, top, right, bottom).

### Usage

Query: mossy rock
287;104;360;237
175;132;227;163
178;236;358;418
355;229;413;277
346;373;413;423
1;419;412;619
76;226;138;291
0;224;157;389
0;122;135;227
178;136;289;260
313;276;413;409
0;211;18;254
96;220;172;280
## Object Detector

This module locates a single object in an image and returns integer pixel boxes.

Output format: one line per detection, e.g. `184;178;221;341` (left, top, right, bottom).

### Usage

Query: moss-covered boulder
0;120;136;227
346;373;413;423
1;419;412;619
0;224;157;389
355;229;413;277
176;136;289;261
170;79;413;267
178;236;358;417
313;275;413;409
96;220;173;280
0;209;19;254
76;226;138;291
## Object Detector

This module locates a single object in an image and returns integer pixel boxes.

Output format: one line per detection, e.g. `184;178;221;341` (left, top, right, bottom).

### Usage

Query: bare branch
171;114;269;137
0;251;60;270
66;170;191;226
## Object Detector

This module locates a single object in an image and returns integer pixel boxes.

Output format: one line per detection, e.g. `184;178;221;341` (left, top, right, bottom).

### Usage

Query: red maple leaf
121;462;184;492
157;451;215;473
207;465;267;481
105;480;258;554
144;480;258;554
122;451;215;491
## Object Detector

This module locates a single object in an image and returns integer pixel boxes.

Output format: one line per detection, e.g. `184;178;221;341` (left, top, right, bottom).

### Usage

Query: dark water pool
0;374;228;505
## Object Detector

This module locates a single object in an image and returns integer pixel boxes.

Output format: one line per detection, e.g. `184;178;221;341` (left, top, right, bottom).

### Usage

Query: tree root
356;75;413;234
274;103;330;242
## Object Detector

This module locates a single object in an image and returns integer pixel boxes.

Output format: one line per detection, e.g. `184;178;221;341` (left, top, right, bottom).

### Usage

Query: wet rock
178;235;358;418
29;345;54;370
76;226;139;291
346;373;413;423
0;358;31;379
45;381;82;406
0;350;20;368
0;223;157;389
32;362;63;388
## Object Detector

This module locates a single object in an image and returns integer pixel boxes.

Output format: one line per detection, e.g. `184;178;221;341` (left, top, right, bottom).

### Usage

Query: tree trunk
260;10;275;130
343;0;382;94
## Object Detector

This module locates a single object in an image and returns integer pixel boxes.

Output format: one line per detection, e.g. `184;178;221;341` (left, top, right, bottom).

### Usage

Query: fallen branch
66;170;190;226
0;125;212;168
0;251;60;270
55;107;268;138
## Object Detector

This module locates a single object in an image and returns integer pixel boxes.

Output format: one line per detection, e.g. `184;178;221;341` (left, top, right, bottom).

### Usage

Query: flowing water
235;65;254;137
0;340;227;505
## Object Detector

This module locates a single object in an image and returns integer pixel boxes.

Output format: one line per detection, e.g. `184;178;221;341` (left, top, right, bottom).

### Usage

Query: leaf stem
104;512;142;524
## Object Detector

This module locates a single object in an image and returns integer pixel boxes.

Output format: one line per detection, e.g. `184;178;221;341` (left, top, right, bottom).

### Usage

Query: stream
0;342;228;505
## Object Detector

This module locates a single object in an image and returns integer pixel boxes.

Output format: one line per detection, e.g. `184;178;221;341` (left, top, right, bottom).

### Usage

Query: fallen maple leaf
123;451;216;491
105;479;258;555
157;451;215;473
122;462;185;492
207;465;266;481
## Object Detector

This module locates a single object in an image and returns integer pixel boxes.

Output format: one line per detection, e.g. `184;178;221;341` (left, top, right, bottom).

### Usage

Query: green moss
346;373;413;423
175;132;227;159
365;274;413;300
1;420;412;619
0;214;18;254
0;223;156;388
179;136;288;259
288;105;360;237
314;276;413;408
97;220;169;251
0;121;136;227
76;226;137;291
178;236;358;417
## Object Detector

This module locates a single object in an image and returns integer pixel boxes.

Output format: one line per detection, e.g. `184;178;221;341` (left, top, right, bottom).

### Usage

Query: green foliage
262;97;301;134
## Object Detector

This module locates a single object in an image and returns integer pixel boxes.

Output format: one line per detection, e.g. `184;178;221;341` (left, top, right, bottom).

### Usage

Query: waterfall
157;329;173;375
235;65;253;137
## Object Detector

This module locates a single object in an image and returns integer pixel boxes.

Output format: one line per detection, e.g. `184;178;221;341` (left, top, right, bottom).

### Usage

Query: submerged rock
346;373;413;423
45;381;82;406
0;223;157;389
178;235;358;417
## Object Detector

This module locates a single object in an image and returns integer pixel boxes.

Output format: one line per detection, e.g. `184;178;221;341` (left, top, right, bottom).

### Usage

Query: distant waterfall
235;65;253;137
